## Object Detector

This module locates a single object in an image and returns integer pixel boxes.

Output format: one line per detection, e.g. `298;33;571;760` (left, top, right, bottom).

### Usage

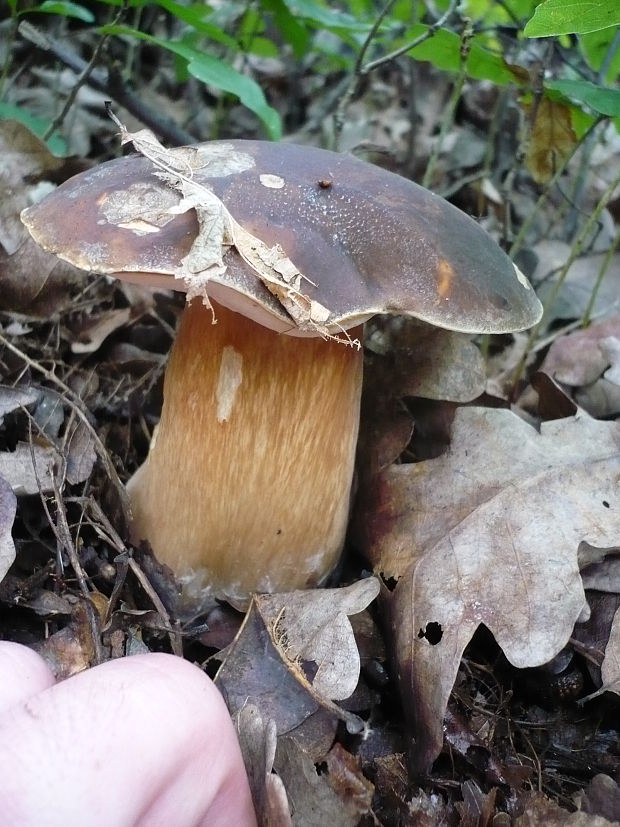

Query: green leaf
149;0;238;48
402;24;524;86
524;0;620;36
281;0;375;32
260;0;310;59
186;52;281;139
546;77;620;117
34;1;95;22
0;103;69;155
100;25;281;139
463;0;538;25
579;28;620;83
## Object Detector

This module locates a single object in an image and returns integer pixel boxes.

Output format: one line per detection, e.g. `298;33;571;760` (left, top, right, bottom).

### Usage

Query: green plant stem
18;20;195;145
563;31;620;238
422;18;472;189
332;0;396;147
43;4;127;142
363;0;459;73
333;0;458;149
508;117;603;259
511;164;620;389
581;232;620;326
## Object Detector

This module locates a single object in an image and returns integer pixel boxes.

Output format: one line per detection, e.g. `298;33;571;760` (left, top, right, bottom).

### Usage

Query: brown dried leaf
514;791;619;826
235;705;292;827
576;379;620;419
541;316;620;387
358;409;620;771
64;419;97;486
0;422;95;494
601;607;620;697
273;738;373;827
0;237;83;317
215;581;379;741
257;579;380;701
366;317;486;403
0;474;17;582
574;775;620;823
0;120;83;317
0;119;63;255
71;307;133;354
0;442;58;494
0;385;39;423
526;97;577;184
33;616;95;679
604;336;620;384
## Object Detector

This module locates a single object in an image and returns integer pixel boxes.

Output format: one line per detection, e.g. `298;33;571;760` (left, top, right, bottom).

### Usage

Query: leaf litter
358;408;620;771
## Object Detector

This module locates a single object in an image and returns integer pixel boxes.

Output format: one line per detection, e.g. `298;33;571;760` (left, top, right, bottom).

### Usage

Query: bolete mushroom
21;137;542;608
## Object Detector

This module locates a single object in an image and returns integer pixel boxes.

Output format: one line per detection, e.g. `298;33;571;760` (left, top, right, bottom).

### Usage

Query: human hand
0;642;257;827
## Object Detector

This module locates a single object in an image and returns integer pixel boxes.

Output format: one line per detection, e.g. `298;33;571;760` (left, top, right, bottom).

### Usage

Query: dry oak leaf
235;705;291;827
365;317;486;403
601;606;620;697
215;579;379;738
0;474;17;582
274;738;373;827
541;316;620;387
359;408;620;772
514;790;620;827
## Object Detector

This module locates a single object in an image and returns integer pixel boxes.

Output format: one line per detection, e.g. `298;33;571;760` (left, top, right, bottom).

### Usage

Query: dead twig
0;331;131;523
26;419;105;665
422;17;473;189
43;3;128;141
128;557;183;657
333;0;459;147
17;20;195;146
511;164;620;388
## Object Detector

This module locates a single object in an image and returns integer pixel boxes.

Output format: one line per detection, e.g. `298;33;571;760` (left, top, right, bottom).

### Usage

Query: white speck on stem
216;346;243;422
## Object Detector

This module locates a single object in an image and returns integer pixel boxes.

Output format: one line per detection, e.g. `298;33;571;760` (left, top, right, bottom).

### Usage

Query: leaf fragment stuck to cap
108;109;358;346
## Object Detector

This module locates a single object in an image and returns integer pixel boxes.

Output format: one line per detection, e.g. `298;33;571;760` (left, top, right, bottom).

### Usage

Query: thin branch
422;17;473;189
333;0;458;148
333;0;397;146
0;331;131;522
43;3;127;141
364;0;459;74
18;20;196;146
128;557;183;657
511;164;620;388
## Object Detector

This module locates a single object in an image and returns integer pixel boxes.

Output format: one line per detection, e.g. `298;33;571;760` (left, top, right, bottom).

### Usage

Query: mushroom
21;139;542;609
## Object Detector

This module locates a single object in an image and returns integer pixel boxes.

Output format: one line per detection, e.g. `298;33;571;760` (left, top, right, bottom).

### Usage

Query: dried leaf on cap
108;113;353;343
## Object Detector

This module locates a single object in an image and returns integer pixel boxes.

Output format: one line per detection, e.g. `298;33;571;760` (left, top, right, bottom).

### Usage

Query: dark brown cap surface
22;140;542;334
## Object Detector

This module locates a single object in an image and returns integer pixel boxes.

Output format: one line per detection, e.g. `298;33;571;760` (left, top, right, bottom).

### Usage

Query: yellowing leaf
526;97;577;183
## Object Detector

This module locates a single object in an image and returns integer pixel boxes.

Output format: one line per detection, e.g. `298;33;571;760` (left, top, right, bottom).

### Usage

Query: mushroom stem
128;299;363;605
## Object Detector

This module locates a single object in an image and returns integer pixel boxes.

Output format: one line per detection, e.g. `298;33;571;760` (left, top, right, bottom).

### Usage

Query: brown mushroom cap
22;140;541;335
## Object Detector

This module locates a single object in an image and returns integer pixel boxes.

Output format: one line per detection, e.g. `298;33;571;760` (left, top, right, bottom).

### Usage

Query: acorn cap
21;140;542;335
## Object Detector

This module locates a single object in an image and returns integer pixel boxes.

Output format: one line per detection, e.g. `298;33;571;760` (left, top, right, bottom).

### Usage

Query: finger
0;641;55;714
0;652;257;827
